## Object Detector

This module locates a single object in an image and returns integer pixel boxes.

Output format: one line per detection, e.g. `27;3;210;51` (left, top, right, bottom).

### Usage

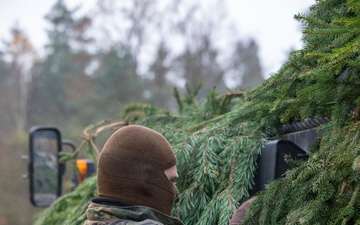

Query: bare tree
89;0;263;104
93;0;159;61
225;40;264;90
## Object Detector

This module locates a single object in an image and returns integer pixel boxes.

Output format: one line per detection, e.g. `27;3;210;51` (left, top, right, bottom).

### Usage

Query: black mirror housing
29;126;62;207
251;140;308;194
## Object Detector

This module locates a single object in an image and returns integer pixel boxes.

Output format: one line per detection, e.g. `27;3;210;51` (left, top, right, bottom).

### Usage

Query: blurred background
0;0;313;224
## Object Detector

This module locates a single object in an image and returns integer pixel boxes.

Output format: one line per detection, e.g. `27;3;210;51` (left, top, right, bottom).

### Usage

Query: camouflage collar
85;197;184;225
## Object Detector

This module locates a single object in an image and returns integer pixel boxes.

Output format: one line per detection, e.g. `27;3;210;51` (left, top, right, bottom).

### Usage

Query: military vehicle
27;116;328;207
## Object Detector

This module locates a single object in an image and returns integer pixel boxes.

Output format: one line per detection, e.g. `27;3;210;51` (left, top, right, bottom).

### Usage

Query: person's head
97;125;178;215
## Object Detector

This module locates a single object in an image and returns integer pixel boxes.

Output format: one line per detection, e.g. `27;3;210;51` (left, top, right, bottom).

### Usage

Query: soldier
84;125;183;225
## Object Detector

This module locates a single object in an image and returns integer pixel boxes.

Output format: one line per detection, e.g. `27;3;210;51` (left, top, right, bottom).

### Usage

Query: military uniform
84;197;183;225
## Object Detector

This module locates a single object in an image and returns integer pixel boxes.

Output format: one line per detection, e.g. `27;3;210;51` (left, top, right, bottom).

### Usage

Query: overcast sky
0;0;314;78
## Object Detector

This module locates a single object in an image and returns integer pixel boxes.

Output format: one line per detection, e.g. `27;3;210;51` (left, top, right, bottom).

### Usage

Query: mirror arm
62;140;76;152
60;139;77;177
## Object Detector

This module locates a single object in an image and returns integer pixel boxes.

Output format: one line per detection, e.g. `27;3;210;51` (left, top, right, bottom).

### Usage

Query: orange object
76;159;88;183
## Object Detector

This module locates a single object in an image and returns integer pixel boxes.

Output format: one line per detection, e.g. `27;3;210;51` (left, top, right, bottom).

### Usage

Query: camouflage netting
35;0;360;224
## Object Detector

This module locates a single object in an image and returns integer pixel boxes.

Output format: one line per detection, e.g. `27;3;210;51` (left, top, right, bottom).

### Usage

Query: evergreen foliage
241;0;360;224
34;0;360;224
34;176;97;225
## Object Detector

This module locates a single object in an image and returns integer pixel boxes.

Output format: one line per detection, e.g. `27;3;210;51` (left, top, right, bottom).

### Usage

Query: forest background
0;0;303;224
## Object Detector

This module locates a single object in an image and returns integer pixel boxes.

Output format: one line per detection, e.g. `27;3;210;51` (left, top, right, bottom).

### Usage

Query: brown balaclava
97;125;178;215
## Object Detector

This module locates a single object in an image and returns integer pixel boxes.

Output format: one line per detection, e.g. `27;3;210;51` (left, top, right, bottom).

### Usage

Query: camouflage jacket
84;197;184;225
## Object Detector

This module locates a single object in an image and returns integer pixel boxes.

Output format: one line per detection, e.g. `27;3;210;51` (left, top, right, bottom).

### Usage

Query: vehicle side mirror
251;140;308;194
29;126;62;207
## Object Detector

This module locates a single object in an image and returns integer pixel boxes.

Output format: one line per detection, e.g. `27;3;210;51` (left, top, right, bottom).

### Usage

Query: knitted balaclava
97;125;178;215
